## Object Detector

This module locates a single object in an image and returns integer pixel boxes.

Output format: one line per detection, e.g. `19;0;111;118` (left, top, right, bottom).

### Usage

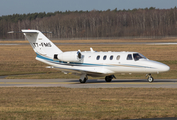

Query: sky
0;0;177;16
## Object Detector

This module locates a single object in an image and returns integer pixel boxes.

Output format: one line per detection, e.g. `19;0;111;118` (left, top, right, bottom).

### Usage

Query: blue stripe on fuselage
36;53;153;68
36;53;110;67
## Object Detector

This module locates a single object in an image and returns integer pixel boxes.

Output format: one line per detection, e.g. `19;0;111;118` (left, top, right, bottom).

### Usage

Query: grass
0;87;177;120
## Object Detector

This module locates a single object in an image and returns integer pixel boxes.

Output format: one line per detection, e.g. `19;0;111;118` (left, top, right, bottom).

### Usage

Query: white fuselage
36;51;170;77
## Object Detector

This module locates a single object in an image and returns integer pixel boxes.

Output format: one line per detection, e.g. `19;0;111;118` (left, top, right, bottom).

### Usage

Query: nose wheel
146;74;154;83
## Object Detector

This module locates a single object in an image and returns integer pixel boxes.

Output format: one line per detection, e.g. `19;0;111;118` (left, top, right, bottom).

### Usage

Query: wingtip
7;31;14;34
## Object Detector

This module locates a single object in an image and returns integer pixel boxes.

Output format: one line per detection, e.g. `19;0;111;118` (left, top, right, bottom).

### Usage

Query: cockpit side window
127;54;133;60
133;53;146;61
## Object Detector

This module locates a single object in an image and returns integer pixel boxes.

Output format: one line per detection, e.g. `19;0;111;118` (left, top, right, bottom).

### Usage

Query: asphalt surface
0;79;177;88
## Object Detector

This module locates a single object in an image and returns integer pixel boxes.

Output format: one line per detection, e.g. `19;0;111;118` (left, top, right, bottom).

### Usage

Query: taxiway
0;79;177;88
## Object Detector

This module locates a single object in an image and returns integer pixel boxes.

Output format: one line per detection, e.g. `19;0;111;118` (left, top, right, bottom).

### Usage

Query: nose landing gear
146;74;154;83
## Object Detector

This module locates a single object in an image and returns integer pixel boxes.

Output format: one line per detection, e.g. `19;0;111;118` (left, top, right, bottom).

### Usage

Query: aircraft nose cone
149;60;170;73
158;64;170;72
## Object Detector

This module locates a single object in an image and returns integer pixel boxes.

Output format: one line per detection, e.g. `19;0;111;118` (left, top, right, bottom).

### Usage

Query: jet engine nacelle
56;51;82;62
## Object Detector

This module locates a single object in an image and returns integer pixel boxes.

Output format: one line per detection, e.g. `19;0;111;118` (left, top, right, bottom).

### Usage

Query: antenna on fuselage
90;47;94;52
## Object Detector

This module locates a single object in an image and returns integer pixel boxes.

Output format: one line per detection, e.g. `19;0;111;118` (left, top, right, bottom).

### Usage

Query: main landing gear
105;75;116;82
79;76;88;83
79;74;116;83
146;74;154;83
79;74;88;83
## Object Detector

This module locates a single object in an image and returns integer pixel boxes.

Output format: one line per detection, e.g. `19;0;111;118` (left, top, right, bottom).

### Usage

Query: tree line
1;7;177;39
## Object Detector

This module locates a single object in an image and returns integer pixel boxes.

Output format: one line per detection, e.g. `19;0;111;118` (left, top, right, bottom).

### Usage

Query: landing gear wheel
79;76;88;83
147;76;154;83
105;76;112;82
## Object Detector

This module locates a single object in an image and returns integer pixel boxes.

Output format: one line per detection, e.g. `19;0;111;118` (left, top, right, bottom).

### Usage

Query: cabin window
110;55;113;60
103;55;107;60
116;55;120;60
127;54;133;60
96;55;100;60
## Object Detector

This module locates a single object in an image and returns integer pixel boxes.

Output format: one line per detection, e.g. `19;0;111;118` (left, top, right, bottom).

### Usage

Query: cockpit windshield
133;53;147;61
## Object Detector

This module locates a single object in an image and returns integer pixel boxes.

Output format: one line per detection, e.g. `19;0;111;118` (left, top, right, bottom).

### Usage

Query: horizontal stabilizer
8;31;52;34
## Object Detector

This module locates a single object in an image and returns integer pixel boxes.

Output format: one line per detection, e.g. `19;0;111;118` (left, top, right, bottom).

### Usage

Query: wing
47;66;113;77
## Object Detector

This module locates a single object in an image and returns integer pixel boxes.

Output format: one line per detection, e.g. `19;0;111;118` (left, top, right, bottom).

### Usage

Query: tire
105;76;112;82
79;77;87;83
147;76;154;83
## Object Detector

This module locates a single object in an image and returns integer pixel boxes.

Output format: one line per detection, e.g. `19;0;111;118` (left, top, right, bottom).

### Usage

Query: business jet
10;30;170;83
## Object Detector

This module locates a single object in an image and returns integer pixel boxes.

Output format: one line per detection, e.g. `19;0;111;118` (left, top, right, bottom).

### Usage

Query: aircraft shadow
69;79;177;83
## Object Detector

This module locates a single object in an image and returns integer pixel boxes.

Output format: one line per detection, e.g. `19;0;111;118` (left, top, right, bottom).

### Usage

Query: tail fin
22;29;62;59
